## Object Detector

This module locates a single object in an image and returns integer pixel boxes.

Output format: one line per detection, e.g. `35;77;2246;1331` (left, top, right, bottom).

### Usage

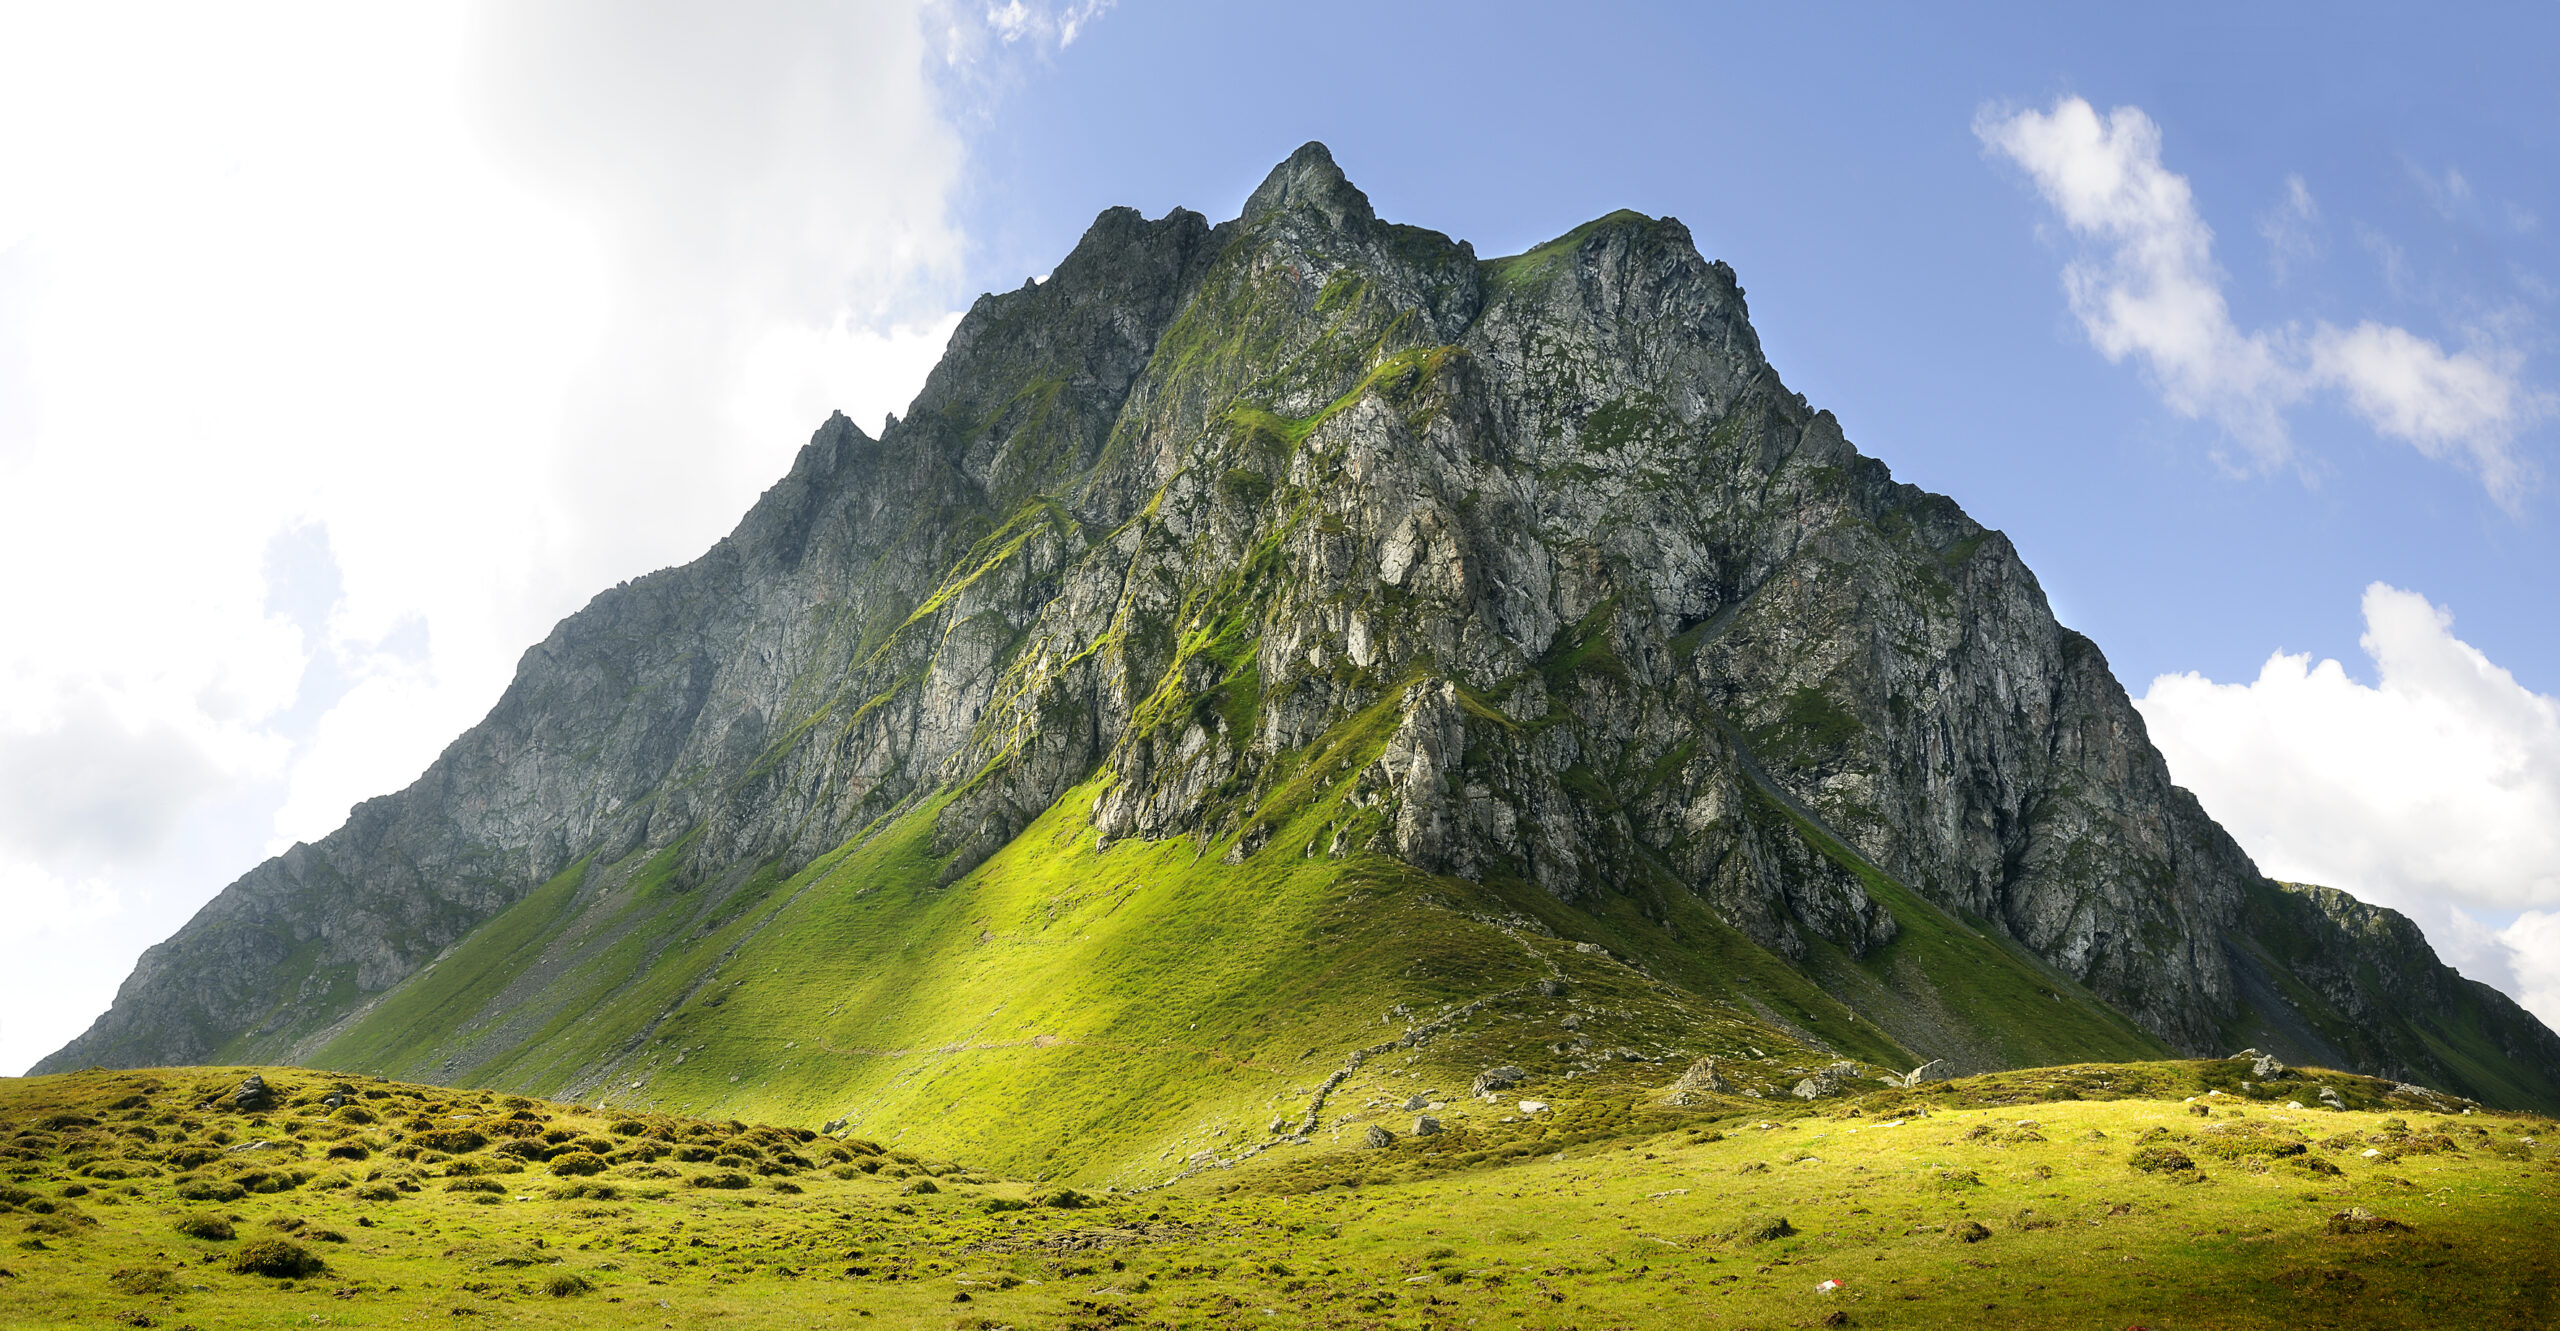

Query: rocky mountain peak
1241;140;1377;232
37;145;2560;1126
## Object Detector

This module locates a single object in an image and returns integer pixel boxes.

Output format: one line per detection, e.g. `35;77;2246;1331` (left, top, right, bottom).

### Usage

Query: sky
0;0;2554;1073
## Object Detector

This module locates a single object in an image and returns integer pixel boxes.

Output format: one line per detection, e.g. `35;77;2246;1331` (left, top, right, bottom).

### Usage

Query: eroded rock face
38;143;2560;1109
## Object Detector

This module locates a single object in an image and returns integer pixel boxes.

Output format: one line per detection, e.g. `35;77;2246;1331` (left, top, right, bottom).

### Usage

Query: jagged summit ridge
39;145;2560;1121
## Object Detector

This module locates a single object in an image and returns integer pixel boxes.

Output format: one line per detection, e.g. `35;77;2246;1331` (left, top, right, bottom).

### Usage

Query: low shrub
2129;1146;2200;1174
172;1215;234;1241
108;1267;184;1295
548;1152;609;1178
1731;1215;1796;1244
230;1238;326;1278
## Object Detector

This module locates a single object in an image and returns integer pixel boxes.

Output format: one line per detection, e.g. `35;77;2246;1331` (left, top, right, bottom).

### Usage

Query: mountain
38;145;2560;1171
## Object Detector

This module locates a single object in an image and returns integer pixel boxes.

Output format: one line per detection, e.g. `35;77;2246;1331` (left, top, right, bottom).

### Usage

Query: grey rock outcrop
1663;1056;1732;1105
35;143;2560;1115
1790;1062;1862;1099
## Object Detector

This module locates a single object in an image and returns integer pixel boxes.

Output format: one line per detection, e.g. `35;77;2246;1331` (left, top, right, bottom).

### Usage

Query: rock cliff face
39;144;2560;1112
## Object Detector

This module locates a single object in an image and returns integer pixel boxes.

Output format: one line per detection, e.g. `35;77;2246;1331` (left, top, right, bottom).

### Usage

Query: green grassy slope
2222;879;2560;1113
299;692;2181;1183
3;1062;2552;1329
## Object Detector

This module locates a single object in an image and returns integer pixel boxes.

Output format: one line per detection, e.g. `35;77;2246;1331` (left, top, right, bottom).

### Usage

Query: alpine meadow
8;144;2556;1330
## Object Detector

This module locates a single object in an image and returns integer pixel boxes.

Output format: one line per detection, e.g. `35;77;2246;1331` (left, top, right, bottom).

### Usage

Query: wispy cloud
2258;174;2321;285
2308;322;2532;497
982;0;1112;48
1979;97;2544;505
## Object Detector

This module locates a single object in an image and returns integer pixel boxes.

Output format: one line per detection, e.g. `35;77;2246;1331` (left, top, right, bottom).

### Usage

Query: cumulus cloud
1979;98;2543;503
2136;584;2560;1028
0;0;1024;1073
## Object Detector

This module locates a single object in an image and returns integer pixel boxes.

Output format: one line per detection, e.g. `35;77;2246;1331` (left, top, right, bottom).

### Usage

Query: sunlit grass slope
3;1062;2551;1329
297;698;2171;1182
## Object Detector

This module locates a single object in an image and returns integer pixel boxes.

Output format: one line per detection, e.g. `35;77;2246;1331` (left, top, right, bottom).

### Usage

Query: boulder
1412;1116;1441;1136
229;1076;274;1112
1363;1125;1394;1149
2250;1053;2286;1079
1903;1060;1953;1087
1663;1057;1732;1106
1790;1062;1865;1099
2325;1207;2414;1236
1470;1066;1525;1098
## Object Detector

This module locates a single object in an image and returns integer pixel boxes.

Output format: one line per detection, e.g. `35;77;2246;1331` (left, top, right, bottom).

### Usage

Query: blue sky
1;1;2553;1071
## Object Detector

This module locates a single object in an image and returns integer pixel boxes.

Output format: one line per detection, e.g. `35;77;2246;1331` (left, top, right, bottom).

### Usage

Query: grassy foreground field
2;1063;2552;1329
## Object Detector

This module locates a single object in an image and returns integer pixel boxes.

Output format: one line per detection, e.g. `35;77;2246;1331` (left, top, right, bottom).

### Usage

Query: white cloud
975;0;1112;51
0;1;1008;1073
2498;910;2560;1033
2136;584;2560;1029
2309;322;2531;497
1974;98;2296;461
1979;98;2543;504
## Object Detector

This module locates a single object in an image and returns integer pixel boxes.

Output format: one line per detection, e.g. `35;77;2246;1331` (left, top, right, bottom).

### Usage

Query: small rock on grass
2325;1207;2414;1235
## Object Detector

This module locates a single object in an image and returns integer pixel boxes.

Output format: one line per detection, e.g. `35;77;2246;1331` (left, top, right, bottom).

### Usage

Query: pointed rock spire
1241;141;1375;231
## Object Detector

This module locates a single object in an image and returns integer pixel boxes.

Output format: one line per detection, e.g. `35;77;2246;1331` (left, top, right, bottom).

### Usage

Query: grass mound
226;1239;323;1278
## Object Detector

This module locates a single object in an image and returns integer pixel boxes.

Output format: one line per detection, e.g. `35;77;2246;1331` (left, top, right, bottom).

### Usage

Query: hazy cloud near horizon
2138;585;2560;1030
0;0;1025;1073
